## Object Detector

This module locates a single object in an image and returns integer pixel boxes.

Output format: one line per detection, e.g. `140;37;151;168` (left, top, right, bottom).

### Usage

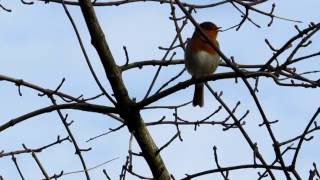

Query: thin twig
31;152;50;180
11;155;25;180
61;0;116;105
50;96;91;180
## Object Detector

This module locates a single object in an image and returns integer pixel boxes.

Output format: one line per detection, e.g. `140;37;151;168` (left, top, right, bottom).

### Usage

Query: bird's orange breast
189;31;219;55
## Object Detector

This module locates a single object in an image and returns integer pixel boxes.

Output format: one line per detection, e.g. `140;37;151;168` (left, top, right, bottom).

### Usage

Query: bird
185;22;221;107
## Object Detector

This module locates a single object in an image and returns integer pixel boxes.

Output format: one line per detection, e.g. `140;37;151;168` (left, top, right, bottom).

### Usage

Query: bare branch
292;108;320;167
0;103;116;133
61;0;116;105
31;152;50;180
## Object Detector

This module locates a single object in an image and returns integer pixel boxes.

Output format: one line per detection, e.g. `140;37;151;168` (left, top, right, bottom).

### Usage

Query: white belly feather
185;50;220;77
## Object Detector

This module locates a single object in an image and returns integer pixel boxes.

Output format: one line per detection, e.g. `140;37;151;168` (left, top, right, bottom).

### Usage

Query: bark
78;1;170;179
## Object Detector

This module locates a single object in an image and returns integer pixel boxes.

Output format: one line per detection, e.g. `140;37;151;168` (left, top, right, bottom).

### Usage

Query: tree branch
0;103;116;133
78;0;170;179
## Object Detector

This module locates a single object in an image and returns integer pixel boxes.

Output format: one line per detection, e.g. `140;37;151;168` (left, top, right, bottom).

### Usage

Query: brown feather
193;83;204;107
189;30;219;55
186;23;220;108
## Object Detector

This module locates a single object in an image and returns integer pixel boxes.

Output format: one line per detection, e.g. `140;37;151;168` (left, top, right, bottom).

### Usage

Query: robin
185;22;221;107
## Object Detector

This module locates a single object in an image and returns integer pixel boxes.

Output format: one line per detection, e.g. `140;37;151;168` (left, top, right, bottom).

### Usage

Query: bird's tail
193;83;204;107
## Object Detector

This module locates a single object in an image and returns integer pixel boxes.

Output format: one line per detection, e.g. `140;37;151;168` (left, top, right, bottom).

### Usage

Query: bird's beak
217;27;222;32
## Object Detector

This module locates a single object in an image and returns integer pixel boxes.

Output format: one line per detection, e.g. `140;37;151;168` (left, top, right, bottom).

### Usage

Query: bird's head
196;22;220;39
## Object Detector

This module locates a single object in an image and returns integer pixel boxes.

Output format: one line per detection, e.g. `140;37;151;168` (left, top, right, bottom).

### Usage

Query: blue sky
1;0;320;179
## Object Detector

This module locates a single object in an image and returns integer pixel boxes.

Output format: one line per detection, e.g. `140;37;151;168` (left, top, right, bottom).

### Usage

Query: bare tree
1;0;320;179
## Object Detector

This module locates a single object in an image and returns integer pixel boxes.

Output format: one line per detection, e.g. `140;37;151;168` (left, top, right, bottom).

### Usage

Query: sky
0;0;320;179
